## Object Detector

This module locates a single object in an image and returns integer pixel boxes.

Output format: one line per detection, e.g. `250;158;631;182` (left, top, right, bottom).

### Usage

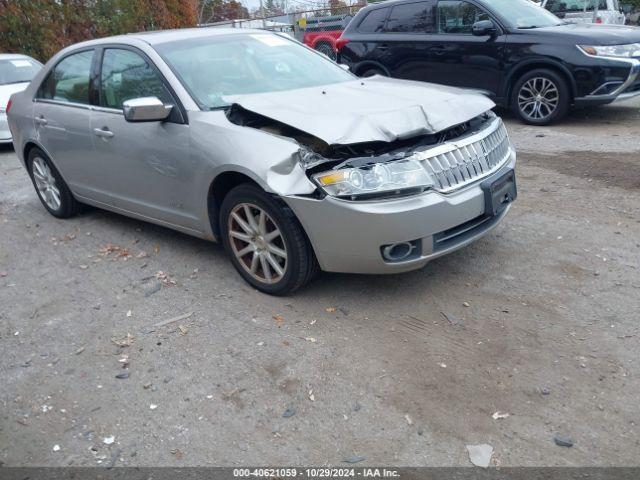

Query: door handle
93;127;114;138
35;116;47;126
377;44;389;51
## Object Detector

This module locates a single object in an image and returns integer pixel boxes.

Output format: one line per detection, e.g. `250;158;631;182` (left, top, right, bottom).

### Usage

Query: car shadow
75;202;502;300
0;143;15;154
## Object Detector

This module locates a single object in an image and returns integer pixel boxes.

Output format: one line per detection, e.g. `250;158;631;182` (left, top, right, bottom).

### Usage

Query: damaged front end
227;104;511;202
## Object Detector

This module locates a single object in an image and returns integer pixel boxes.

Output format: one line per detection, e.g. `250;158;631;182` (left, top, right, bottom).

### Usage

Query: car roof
69;27;272;49
0;53;35;60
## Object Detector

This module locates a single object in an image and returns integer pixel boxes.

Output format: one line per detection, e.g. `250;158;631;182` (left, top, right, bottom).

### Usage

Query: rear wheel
220;184;318;295
27;148;80;218
511;69;570;125
315;42;337;61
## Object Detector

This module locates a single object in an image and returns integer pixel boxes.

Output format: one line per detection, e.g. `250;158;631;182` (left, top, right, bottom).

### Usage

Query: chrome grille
414;118;511;193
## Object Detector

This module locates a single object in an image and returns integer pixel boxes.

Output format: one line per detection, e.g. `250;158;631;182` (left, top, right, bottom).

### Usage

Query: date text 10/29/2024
233;468;401;478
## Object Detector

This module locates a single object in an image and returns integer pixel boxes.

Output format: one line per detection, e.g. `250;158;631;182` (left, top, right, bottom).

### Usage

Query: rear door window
385;1;436;33
437;0;490;34
38;50;94;105
358;7;390;33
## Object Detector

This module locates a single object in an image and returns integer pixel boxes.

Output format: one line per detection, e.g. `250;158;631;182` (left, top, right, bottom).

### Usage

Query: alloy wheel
517;77;560;121
32;156;61;211
227;203;288;284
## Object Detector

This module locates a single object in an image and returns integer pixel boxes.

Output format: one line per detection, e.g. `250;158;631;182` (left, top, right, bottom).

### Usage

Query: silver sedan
0;54;42;143
7;29;517;295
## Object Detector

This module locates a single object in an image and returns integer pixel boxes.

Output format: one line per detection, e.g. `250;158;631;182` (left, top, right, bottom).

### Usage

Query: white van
542;0;626;24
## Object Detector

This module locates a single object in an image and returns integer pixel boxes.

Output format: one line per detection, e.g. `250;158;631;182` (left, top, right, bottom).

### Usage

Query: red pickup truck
302;15;352;61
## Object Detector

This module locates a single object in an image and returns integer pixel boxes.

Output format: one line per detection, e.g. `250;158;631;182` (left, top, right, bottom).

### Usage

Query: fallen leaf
111;333;135;348
305;337;317;343
171;448;184;460
325;307;337;313
492;411;510;420
404;414;413;425
273;314;285;326
178;325;188;336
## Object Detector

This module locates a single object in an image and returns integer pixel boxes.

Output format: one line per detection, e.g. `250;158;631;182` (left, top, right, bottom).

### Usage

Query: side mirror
472;20;497;37
338;63;350;71
123;97;172;122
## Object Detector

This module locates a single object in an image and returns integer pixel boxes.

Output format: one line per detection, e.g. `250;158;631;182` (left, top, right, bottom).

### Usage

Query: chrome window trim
33;98;92;110
33;98;125;116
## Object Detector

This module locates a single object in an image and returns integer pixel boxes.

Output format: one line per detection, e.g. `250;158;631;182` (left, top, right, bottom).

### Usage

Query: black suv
337;0;640;125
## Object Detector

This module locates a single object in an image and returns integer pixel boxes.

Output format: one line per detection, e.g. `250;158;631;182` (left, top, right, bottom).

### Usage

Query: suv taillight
595;17;603;23
335;38;350;52
5;99;12;114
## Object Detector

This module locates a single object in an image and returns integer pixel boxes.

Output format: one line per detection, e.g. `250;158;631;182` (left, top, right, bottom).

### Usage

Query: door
423;0;506;96
375;1;437;81
33;49;99;200
90;47;199;230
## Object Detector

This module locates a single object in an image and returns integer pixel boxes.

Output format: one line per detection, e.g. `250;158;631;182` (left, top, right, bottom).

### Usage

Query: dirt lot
1;99;639;468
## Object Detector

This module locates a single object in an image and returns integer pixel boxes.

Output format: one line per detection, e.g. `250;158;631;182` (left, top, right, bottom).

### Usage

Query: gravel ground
1;99;639;467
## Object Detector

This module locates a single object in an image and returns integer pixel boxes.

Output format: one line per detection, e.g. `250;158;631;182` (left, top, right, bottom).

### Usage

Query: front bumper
0;112;12;143
284;150;516;274
574;57;640;106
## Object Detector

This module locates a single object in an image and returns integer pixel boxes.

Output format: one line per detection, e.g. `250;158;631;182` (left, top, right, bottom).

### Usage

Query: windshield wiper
518;25;539;29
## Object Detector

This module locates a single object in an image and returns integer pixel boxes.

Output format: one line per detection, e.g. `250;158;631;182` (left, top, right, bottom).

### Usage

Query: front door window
100;49;173;110
437;0;490;34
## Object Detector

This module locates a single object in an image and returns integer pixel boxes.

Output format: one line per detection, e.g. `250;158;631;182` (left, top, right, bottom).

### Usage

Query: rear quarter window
357;7;390;33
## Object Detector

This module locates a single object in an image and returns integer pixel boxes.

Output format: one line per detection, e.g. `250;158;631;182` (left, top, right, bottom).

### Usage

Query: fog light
381;240;421;263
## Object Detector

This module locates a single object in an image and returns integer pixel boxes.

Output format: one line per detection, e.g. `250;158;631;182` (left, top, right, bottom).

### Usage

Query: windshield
154;33;354;110
0;57;41;86
490;0;564;28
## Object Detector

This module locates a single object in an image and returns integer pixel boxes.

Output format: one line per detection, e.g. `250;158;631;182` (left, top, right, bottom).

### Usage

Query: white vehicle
1;54;42;144
542;0;626;24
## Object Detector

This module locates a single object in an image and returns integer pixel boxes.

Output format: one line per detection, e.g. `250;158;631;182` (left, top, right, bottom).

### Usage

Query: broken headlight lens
579;44;640;59
313;159;434;199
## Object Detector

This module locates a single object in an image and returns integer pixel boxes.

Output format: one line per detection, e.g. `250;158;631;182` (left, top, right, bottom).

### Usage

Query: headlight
313;159;434;199
579;44;640;59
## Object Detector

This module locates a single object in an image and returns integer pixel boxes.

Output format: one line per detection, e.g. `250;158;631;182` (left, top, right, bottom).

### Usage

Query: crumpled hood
224;76;495;146
0;82;30;110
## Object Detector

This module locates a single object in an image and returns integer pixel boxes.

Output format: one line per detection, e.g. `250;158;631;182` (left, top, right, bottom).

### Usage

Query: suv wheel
220;184;318;295
511;69;570;125
360;67;387;78
315;42;337;61
27;148;80;218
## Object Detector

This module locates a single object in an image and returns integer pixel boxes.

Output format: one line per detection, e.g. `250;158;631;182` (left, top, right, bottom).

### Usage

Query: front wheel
220;184;318;295
511;69;570;126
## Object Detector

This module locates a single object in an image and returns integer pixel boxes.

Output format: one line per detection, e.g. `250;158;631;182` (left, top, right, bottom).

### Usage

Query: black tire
315;42;337;61
511;68;570;126
360;67;387;78
219;184;318;296
27;147;80;218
